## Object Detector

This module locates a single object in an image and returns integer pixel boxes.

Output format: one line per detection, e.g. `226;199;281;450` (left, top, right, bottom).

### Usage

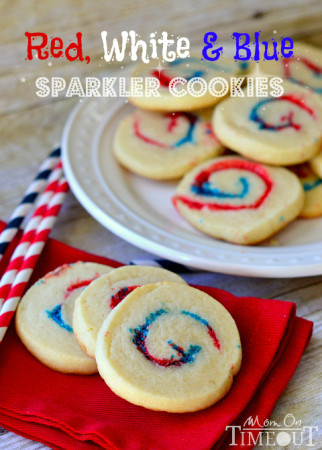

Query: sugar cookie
173;156;304;245
130;53;246;111
73;265;186;358
96;282;242;412
310;151;322;178
113;109;223;179
213;82;322;165
254;42;322;95
290;164;322;218
15;262;112;374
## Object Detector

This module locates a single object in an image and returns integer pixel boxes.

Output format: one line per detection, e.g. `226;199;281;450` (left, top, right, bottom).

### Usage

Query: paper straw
0;178;69;343
0;148;61;260
0;162;64;308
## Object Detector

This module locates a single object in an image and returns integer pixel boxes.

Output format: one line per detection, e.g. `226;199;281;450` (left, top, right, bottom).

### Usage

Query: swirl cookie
96;282;241;412
310;151;322;178
113;109;223;179
173;156;304;245
213;82;322;165
15;262;112;373
254;42;322;94
130;53;246;111
290;164;322;218
73;265;186;358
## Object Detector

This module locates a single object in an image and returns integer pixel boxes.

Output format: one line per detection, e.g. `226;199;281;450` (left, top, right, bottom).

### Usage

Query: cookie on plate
310;151;322;178
73;265;186;358
173;156;304;245
96;282;242;412
16;261;113;374
113;109;223;180
290;164;322;218
254;42;322;95
130;53;246;111
213;82;322;165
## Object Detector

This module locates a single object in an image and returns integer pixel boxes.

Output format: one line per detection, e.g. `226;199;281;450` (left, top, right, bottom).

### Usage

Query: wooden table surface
0;1;321;448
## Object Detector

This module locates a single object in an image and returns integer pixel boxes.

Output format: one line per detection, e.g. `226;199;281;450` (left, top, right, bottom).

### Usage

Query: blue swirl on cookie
131;308;220;367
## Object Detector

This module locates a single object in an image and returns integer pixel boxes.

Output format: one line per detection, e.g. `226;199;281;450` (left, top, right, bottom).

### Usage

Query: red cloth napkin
0;224;313;450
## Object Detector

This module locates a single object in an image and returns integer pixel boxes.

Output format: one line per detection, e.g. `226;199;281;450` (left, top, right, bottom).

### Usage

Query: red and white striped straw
0;148;61;261
0;177;69;343
0;162;63;309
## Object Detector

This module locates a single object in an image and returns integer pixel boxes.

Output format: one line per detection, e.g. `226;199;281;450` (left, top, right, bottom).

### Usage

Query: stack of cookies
113;43;322;245
16;261;242;412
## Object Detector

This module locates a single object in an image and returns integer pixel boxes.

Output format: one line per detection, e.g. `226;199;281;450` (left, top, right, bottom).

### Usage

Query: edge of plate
62;99;322;278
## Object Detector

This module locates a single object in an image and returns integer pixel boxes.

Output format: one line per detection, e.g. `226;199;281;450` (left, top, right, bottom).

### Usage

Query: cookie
15;261;113;374
113;109;223;180
130;53;246;111
290;164;322;218
96;282;241;412
173;156;304;245
254;42;322;95
213;82;322;165
310;151;322;178
73;265;186;358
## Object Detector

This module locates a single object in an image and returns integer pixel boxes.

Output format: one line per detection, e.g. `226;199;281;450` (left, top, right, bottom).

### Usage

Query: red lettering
51;37;63;58
25;32;48;60
25;32;90;63
65;32;84;62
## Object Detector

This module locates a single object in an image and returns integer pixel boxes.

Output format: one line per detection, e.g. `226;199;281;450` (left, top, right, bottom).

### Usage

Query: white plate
62;98;322;278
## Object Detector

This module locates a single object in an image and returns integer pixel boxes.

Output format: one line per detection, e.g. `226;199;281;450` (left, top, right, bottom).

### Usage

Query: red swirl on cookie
173;159;273;211
282;57;322;94
110;285;140;309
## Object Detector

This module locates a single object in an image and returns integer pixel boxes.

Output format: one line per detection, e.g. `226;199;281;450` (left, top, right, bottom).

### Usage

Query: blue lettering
281;38;294;57
233;33;251;61
202;32;223;61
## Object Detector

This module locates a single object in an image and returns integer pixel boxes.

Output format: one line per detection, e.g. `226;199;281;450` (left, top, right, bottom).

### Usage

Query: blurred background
1;0;322;113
